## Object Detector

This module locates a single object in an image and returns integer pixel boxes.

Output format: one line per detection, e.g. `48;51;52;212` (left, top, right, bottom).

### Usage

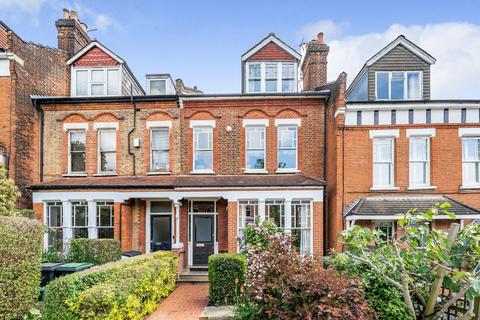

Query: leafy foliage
0;216;43;320
0;167;21;216
240;221;278;252
42;248;69;263
326;253;411;320
342;203;480;319
43;251;178;320
208;253;246;305
238;227;375;320
69;238;121;265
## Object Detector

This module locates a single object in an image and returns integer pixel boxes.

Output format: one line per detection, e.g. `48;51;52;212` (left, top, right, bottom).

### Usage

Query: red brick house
328;35;480;250
31;32;344;268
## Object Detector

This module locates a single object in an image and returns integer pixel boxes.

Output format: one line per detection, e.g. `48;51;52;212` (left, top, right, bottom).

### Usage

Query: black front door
193;215;214;265
151;215;172;252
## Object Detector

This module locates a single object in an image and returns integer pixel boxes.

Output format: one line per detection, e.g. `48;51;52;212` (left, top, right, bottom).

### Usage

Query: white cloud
0;0;45;13
72;2;119;32
323;22;480;99
299;19;348;43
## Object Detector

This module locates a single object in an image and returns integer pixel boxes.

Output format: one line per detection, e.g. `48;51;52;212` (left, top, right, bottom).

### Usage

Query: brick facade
247;42;297;61
301;33;329;91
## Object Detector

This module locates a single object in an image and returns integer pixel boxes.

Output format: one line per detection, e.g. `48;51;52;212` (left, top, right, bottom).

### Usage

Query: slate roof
30;174;325;190
344;196;480;217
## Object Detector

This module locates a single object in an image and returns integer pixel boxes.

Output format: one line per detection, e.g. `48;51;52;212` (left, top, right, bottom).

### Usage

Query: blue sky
2;0;480;97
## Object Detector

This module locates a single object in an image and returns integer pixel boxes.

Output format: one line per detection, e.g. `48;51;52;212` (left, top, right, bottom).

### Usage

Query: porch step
178;270;208;283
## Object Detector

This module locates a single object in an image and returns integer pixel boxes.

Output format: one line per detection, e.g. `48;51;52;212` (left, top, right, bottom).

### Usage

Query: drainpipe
127;86;137;176
323;94;329;255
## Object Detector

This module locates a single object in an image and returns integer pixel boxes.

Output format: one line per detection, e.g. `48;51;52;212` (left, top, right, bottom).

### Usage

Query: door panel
193;215;214;265
151;215;171;252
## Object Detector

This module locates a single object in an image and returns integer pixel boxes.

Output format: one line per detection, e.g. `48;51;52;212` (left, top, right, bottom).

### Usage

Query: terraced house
31;24;345;269
329;35;480;250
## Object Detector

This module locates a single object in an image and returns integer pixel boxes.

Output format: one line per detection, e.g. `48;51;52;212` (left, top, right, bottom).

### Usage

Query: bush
43;251;178;320
240;221;278;252
69;238;121;265
326;253;411;320
209;253;246;305
240;229;375;320
0;216;43;320
42;248;68;263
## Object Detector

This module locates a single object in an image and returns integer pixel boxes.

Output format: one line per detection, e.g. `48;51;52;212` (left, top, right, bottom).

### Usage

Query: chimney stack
56;8;91;58
301;32;330;91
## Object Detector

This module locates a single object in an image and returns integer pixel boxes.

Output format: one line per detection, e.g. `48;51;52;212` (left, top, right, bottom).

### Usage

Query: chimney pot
63;8;69;19
317;32;324;44
70;10;78;21
80;22;88;32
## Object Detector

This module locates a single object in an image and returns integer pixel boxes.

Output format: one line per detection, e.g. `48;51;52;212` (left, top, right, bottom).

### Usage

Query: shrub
240;221;278;252
326;253;412;320
42;248;68;263
69;238;121;265
0;216;43;320
43;251;178;320
240;229;375;320
209;253;246;305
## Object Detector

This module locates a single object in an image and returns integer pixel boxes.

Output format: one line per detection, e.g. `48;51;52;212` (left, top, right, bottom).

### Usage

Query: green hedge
69;238;121;265
0;216;43;320
209;253;246;306
43;251;178;320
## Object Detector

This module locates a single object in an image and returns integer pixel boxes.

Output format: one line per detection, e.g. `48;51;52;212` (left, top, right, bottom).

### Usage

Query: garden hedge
69;238;121;265
43;251;178;320
0;216;43;320
209;253;246;305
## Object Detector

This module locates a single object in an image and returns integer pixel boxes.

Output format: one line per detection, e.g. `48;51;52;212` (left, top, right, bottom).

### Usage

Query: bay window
74;68;120;96
246;126;266;170
46;202;63;251
291;200;312;255
238;200;258;240
151;128;170;172
96;201;114;238
373;138;394;188
462;137;480;187
409;137;430;188
68;131;86;173
277;126;298;170
98;129;116;173
193;126;213;172
71;201;88;238
265;200;284;229
376;71;421;100
375;221;394;242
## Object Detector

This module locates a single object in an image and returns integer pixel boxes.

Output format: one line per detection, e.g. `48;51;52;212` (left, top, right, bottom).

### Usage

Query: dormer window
245;62;297;93
146;75;176;95
149;79;166;95
376;71;422;100
73;68;120;96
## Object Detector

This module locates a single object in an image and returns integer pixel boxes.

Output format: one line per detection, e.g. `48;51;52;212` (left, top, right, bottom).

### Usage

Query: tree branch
432;284;472;319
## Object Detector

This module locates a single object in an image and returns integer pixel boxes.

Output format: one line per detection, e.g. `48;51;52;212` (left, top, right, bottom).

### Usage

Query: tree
0;167;34;218
341;203;480;320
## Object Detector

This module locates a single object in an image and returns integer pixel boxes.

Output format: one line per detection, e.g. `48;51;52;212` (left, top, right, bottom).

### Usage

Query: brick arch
274;108;304;118
93;112;121;122
188;110;218;120
59;113;90;122
241;109;271;119
145;111;174;121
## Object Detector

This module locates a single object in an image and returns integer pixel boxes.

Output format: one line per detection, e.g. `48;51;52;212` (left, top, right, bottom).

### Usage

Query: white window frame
375;71;423;101
45;201;63;251
71;67;122;97
372;137;396;189
147;78;167;95
68;130;86;174
150;127;170;173
281;62;296;92
97;129;117;174
96;201;114;239
290;200;313;255
408;136;431;189
192;126;214;173
245;125;267;173
461;137;480;188
245;61;298;93
71;201;89;239
276;125;298;173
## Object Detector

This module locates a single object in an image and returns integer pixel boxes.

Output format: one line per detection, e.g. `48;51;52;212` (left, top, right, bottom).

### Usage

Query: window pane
278;127;296;148
265;79;277;92
407;72;420;99
195;150;213;170
91;83;104;96
195;216;212;242
391;72;405;100
410;162;427;185
265;64;277;78
73;228;88;238
463;139;480;161
150;80;166;95
99;130;116;152
376;72;389;99
152;151;169;171
249;80;260;92
49;206;62;227
282;79;295;92
266;203;284;228
70;131;86;151
282;63;294;78
107;69;120;95
192;201;215;213
151;201;172;213
98;206;113;227
47;229;63;251
100;152;116;172
98;228;113;239
76;70;88;96
278;149;296;169
151;129;169;151
73;205;87;226
246;150;265;169
374;163;392;186
246;127;265;149
194;128;212;150
71;153;86;172
248;64;260;78
374;140;392;162
410;139;428;161
91;69;104;82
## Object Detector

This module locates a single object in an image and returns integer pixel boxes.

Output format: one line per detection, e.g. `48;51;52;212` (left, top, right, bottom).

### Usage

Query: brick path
148;283;209;320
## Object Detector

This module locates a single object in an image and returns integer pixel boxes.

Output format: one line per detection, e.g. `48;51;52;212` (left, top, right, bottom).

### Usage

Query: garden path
148;283;209;320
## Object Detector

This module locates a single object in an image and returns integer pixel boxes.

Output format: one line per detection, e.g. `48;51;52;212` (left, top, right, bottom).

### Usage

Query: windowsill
93;173;117;177
460;185;480;190
62;173;87;177
147;171;171;175
275;169;301;174
244;169;268;174
190;170;215;175
370;186;400;191
407;185;437;190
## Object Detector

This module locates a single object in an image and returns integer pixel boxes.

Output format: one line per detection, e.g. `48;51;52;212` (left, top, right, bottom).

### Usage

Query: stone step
199;306;234;320
178;270;208;283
